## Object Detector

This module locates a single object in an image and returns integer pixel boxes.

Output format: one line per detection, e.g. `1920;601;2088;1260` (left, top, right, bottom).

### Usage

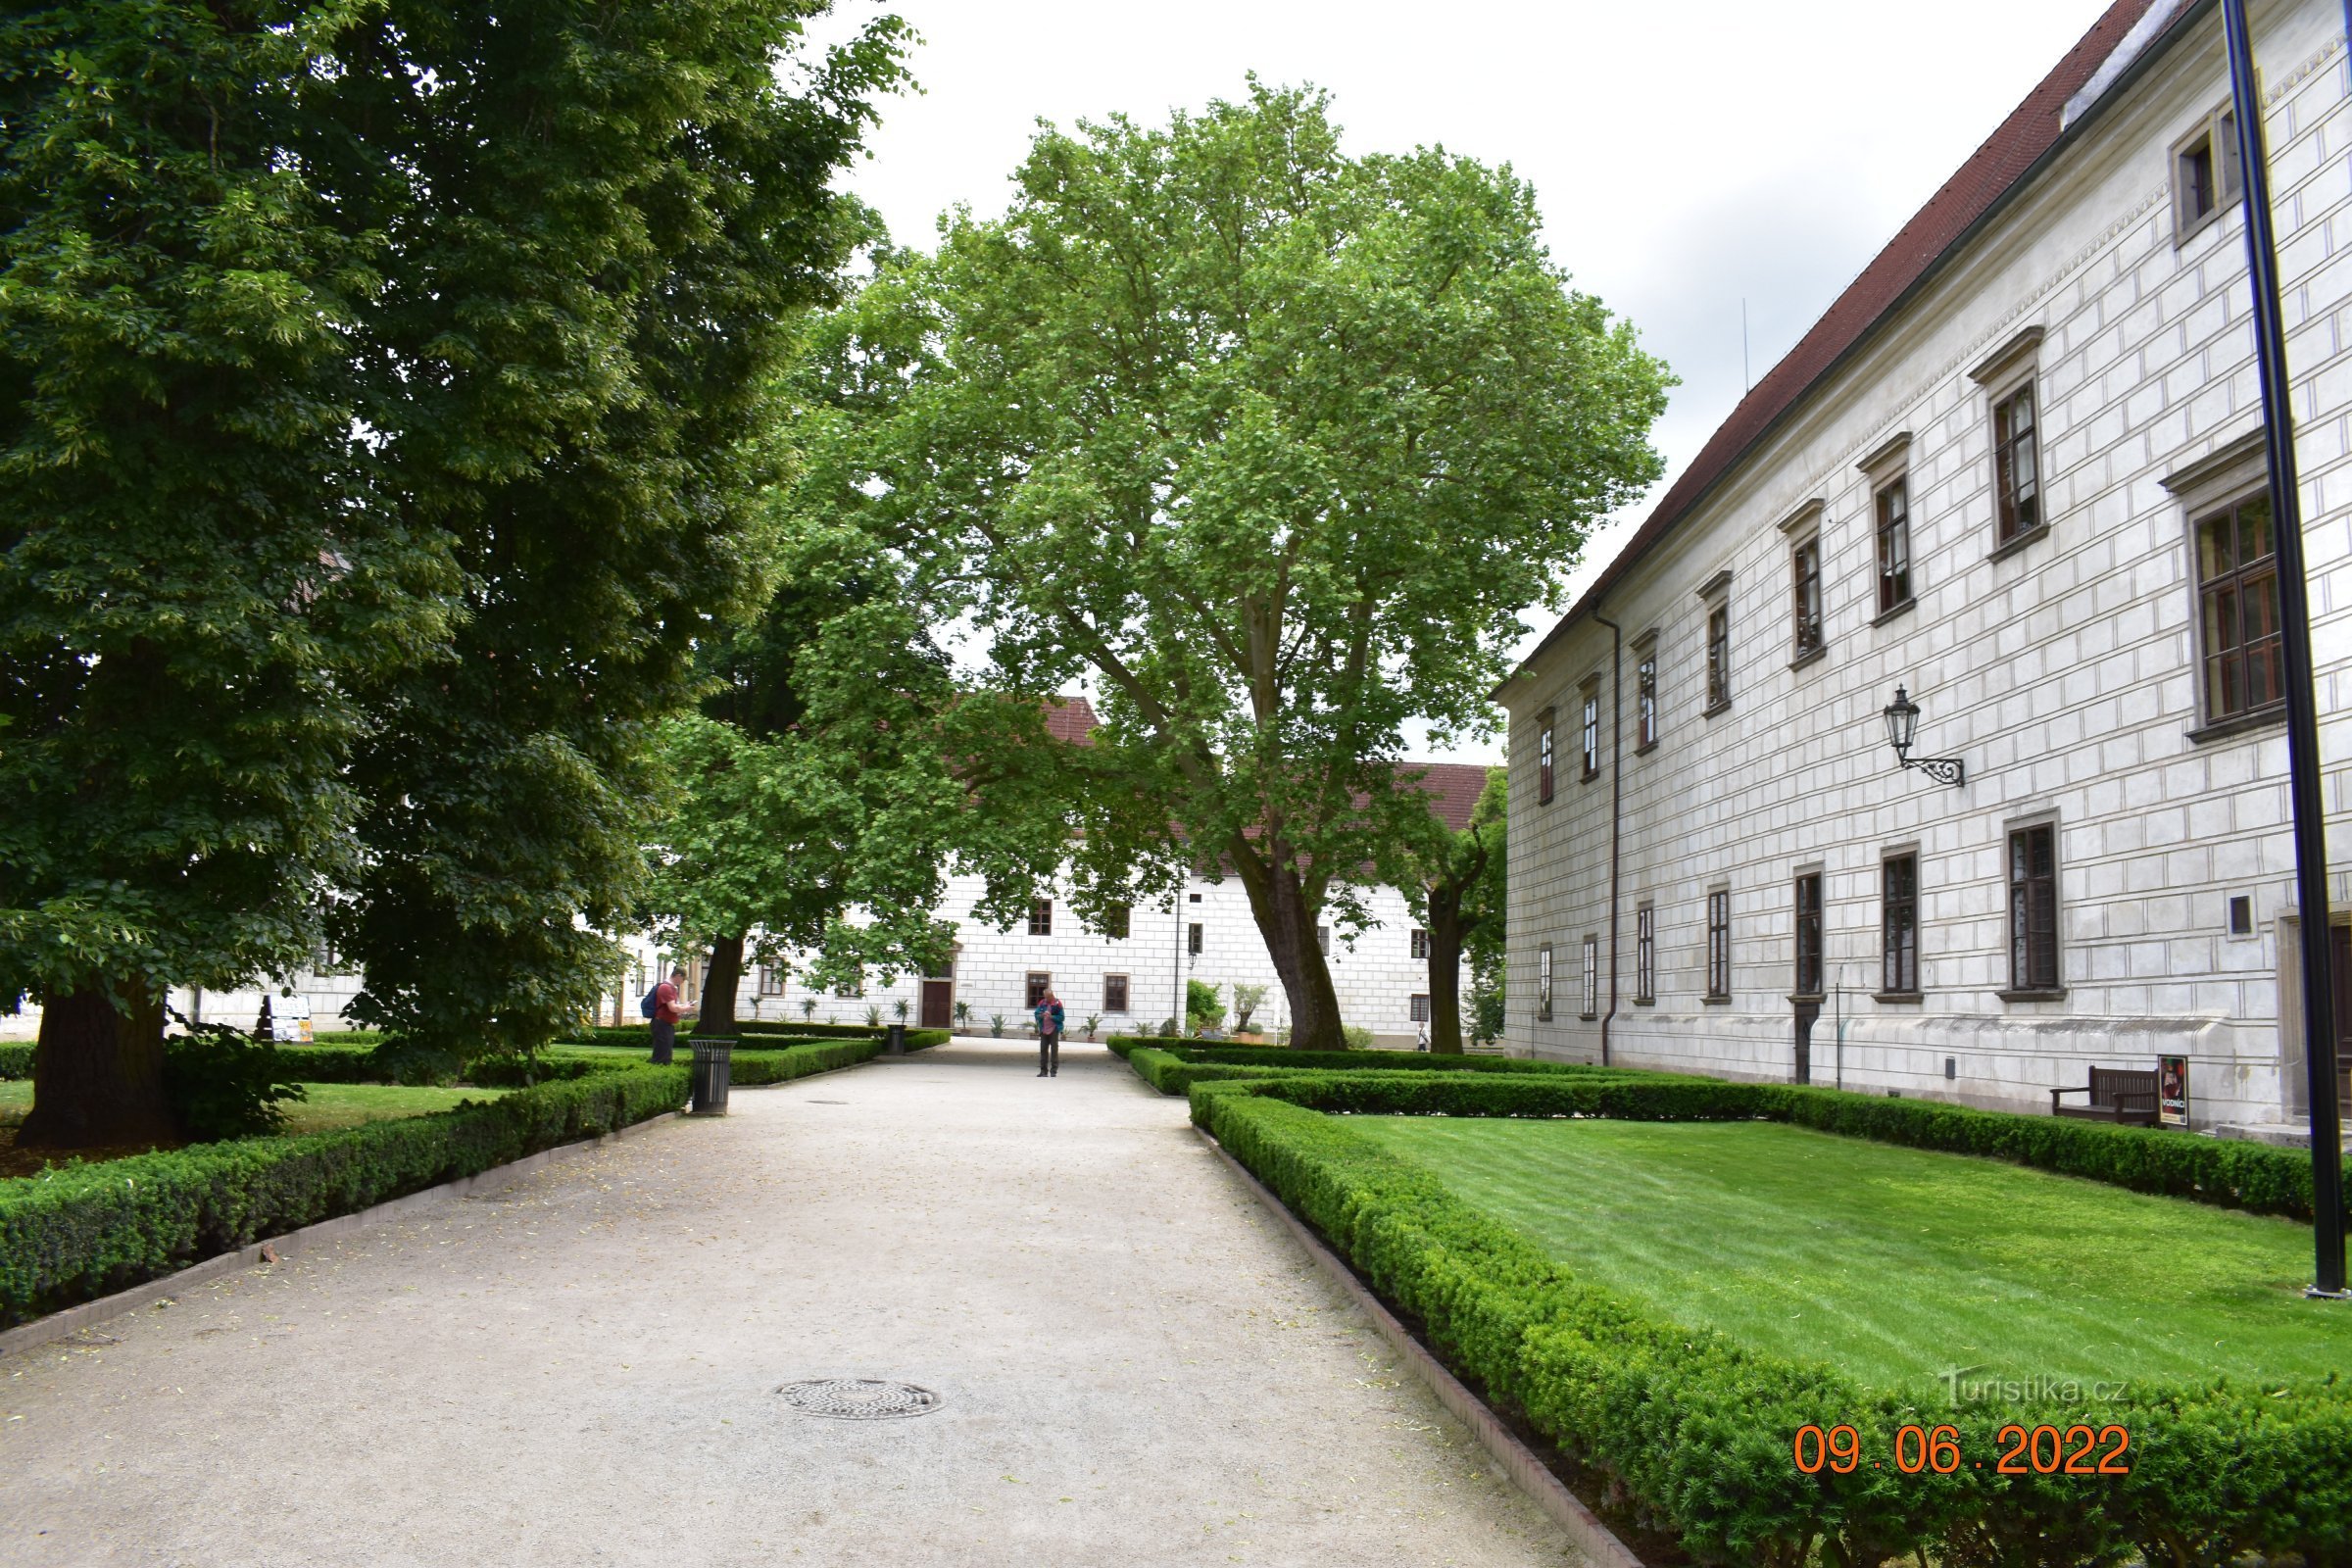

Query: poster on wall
2158;1054;2188;1127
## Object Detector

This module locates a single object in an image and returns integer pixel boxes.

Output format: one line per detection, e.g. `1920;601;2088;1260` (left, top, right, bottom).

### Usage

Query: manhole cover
777;1379;943;1420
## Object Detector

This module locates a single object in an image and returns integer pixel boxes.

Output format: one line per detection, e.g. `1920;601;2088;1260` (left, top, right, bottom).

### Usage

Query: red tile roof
1401;761;1496;834
1046;694;1493;832
1510;0;2187;685
1042;695;1099;745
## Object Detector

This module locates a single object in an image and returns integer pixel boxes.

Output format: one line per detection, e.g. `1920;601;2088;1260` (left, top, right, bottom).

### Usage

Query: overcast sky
819;0;2117;761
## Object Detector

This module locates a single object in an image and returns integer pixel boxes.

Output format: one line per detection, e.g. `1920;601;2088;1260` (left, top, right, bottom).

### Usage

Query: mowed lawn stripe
1348;1116;2342;1391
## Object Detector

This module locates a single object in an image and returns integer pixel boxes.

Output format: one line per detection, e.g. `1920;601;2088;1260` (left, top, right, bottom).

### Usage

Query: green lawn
0;1080;504;1137
1348;1116;2346;1391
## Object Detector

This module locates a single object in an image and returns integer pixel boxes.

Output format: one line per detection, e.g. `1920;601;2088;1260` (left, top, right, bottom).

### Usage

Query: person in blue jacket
1032;988;1065;1077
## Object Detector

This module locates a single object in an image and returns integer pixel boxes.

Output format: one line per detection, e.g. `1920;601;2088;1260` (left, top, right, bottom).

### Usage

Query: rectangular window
1993;383;2040;543
1025;971;1052;1008
1537;944;1554;1021
1636;651;1658;749
1882;854;1919;995
1706;888;1731;1000
1317;924;1331;956
2174;104;2241;240
1580;682;1600;778
1102;903;1132;940
1876;477;1912;612
1705;602;1732;710
1790;536;1824;657
1103;973;1130;1013
1793;873;1824;997
758;964;786;997
1409;994;1431;1023
2008;824;2060;993
1187;922;1202;957
1635;905;1654;1004
833;970;863;999
1581;936;1599;1018
1028;899;1053;937
2194;491;2283;722
1409;927;1430;959
1538;709;1556;803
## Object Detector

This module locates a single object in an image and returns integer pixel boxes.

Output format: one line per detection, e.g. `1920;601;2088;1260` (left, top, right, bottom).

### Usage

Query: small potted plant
954;1000;972;1032
1082;1012;1102;1042
863;1004;882;1029
1229;983;1268;1043
893;999;909;1022
800;998;818;1023
989;1013;1005;1038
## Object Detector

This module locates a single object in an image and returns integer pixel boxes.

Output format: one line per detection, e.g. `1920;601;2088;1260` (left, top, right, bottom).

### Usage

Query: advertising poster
2158;1054;2188;1127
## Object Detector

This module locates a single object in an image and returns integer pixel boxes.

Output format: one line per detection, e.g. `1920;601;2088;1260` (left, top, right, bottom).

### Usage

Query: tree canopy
799;81;1669;1047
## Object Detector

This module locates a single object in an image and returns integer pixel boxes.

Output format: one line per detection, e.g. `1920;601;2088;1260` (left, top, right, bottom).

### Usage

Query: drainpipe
1592;611;1625;1067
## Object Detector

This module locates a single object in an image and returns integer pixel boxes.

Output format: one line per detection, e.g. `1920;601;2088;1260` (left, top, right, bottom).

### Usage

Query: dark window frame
1025;971;1052;1009
2173;103;2242;243
1580;935;1599;1019
1881;852;1920;997
1635;647;1658;750
1790;534;1825;660
2006;822;2062;995
1705;887;1731;1001
2192;489;2284;725
1875;475;1913;614
1409;993;1431;1023
1635;904;1655;1004
1102;973;1130;1013
1409;927;1430;959
1704;600;1732;711
1187;921;1203;957
1992;382;2042;545
1580;682;1601;779
1537;709;1556;804
758;964;786;997
1792;871;1825;999
1028;898;1054;937
1102;903;1132;940
1537;943;1554;1021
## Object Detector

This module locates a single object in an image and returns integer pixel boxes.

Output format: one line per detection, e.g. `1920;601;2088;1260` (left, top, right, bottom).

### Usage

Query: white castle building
1499;0;2351;1139
12;715;1485;1050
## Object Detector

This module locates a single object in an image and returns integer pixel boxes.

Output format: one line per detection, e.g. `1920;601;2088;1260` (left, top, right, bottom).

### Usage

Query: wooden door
920;978;954;1030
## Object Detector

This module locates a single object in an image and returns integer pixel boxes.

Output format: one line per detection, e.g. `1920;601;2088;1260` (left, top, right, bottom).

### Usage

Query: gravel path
1;1039;1587;1567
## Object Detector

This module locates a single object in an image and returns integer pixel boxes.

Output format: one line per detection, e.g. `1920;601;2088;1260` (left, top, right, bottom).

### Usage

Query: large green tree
1404;767;1505;1054
0;2;454;1146
318;0;910;1058
810;82;1667;1049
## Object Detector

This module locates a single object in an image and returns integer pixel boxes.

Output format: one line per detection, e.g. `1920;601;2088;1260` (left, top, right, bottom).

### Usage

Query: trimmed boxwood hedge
1120;1046;1684;1097
1193;1083;2352;1566
0;1066;687;1328
0;1043;31;1079
1188;1066;2340;1225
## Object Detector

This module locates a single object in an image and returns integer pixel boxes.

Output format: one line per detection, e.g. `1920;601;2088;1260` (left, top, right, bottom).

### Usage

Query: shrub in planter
1340;1024;1374;1051
990;1014;1004;1038
0;1043;33;1080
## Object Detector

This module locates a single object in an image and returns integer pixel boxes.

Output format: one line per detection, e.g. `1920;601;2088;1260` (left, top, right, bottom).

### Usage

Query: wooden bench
2050;1066;2161;1126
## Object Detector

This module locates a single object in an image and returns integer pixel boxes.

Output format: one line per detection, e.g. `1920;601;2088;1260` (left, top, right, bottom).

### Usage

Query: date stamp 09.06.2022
1792;1423;2132;1478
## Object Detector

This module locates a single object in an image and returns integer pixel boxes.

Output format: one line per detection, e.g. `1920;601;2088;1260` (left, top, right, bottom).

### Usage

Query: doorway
919;956;955;1031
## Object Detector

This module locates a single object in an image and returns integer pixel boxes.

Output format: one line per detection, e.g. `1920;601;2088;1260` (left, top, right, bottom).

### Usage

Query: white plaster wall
1502;0;2349;1133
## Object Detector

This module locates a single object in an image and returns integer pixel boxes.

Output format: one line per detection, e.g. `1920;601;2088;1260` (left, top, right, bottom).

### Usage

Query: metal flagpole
2220;0;2346;1296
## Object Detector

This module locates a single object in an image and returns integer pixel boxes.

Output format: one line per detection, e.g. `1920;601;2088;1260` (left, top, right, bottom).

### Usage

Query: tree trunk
16;977;178;1149
1230;843;1346;1051
697;931;747;1035
1426;882;1467;1054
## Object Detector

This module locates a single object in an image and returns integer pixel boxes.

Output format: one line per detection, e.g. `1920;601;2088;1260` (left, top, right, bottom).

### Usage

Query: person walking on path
1032;989;1064;1077
651;965;686;1065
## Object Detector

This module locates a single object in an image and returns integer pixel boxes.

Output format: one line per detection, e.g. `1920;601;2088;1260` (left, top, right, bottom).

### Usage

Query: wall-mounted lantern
1882;685;1965;786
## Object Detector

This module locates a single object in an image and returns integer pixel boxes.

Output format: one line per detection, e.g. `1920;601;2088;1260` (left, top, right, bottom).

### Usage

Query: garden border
1197;1125;1647;1568
0;1107;684;1360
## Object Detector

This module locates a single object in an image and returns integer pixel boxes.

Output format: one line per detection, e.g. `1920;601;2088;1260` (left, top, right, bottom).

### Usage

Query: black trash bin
688;1037;733;1115
884;1022;907;1056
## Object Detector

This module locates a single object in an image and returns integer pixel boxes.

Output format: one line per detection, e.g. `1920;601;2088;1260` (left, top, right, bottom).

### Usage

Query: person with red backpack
646;964;686;1065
